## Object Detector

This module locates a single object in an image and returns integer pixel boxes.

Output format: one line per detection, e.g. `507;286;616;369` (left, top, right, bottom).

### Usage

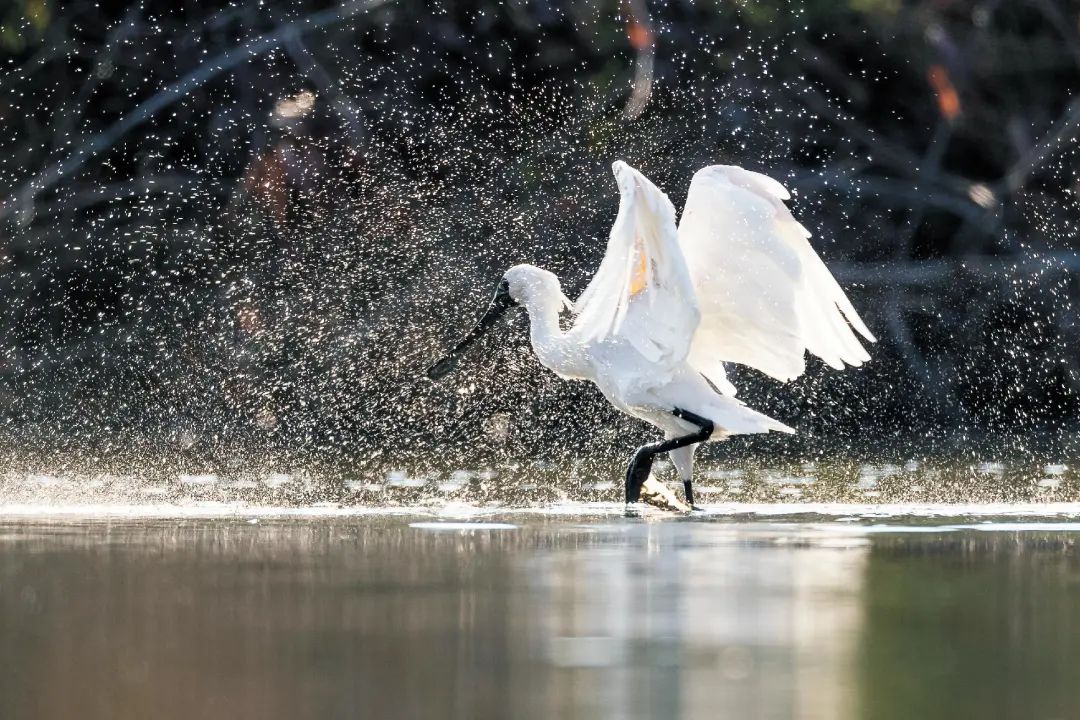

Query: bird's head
502;264;571;311
611;159;640;194
426;264;571;381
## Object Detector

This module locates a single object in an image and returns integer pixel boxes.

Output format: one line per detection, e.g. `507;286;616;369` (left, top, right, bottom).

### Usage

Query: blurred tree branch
621;0;654;119
1002;94;1080;195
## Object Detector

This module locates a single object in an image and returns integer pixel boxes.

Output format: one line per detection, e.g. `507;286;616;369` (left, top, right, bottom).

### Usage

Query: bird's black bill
426;280;518;380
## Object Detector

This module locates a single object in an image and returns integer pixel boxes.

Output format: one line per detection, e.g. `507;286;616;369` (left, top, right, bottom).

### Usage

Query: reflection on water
0;517;1078;719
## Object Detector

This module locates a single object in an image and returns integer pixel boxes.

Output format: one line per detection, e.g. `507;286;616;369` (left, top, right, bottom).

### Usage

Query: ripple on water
409;522;518;531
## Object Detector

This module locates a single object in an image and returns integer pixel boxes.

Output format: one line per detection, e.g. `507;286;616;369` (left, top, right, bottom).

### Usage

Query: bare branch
32;174;206;219
793;80;975;198
621;0;655;119
1001;93;1080;194
831;251;1080;286
793;170;996;231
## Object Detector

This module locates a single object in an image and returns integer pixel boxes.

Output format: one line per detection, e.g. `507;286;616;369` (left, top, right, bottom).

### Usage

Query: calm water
1;507;1079;720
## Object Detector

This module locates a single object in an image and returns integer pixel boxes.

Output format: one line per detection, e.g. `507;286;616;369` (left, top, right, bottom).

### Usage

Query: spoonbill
428;161;874;510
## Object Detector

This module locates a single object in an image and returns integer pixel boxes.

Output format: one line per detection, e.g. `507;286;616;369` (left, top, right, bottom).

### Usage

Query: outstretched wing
572;161;700;371
679;165;875;388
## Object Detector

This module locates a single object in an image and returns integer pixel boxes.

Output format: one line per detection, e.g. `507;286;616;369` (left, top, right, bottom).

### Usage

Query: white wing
572;161;700;371
679;165;875;388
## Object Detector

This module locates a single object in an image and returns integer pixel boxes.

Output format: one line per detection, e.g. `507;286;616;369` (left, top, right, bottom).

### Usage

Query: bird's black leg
624;446;656;504
683;479;695;508
625;408;714;505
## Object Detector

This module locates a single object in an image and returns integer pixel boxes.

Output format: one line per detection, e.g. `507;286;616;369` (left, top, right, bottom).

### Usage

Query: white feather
572;161;700;371
678;165;875;387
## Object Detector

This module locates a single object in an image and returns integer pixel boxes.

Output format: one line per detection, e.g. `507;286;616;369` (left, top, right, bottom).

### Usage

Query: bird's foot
637;475;691;513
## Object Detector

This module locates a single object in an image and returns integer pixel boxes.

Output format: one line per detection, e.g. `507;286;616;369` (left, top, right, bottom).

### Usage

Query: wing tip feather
694;164;792;201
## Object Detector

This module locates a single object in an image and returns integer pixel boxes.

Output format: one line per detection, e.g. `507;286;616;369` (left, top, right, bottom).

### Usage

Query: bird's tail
706;396;795;437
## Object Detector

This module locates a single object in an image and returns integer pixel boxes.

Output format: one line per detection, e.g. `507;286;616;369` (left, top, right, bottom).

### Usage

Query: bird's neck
522;297;586;379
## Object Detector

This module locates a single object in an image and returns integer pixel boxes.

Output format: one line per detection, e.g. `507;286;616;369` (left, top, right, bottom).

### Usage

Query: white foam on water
951;522;1080;532
0;502;423;519
700;502;1080;518
178;474;217;486
263;473;292;488
409;522;517;531
2;501;1080;526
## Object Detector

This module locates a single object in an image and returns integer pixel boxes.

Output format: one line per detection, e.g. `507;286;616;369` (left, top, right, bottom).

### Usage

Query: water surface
1;508;1078;719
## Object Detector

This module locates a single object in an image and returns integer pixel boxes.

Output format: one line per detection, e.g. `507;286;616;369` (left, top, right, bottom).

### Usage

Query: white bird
428;161;875;511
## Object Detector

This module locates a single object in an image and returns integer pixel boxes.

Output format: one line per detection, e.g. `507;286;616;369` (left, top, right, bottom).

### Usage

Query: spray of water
1;1;1079;505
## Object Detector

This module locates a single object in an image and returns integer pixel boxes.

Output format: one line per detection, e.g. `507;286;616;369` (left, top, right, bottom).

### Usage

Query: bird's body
428;160;874;510
507;267;791;436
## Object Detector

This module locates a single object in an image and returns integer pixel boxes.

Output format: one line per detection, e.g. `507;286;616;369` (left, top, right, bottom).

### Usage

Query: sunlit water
2;506;1079;720
3;457;1080;508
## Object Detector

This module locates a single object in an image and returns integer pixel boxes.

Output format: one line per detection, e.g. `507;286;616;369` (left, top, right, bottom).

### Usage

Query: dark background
2;0;1080;471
